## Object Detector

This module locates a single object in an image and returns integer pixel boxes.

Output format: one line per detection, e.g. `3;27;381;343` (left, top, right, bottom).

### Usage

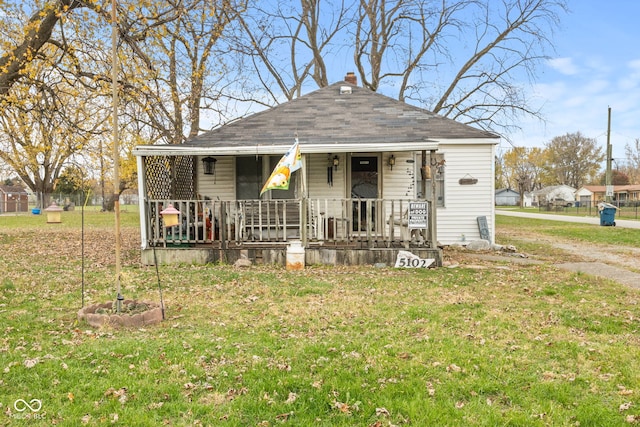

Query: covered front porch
139;197;442;266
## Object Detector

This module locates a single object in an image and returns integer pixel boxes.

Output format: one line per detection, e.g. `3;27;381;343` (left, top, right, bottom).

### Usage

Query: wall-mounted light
202;156;217;175
388;154;395;170
333;155;339;171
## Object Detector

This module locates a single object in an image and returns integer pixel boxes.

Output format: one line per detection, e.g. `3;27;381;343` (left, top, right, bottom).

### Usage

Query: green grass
496;214;640;246
1;212;640;426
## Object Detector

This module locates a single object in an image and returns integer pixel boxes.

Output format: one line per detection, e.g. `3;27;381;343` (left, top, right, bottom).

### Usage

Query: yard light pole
111;0;123;312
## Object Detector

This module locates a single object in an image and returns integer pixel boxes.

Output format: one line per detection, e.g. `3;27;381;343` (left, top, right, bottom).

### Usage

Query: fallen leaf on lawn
23;358;38;368
455;401;465;409
333;401;351;414
285;392;298;404
375;407;390;417
426;381;436;396
276;412;292;421
81;414;91;424
620;402;632;412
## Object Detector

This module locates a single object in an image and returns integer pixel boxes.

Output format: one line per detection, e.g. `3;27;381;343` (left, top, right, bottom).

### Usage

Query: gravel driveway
495;210;640;289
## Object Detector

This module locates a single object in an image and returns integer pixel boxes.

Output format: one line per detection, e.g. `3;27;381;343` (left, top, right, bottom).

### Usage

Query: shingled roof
134;81;498;157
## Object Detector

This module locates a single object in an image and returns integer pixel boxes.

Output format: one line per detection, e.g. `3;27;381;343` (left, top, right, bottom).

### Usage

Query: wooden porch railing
145;198;430;248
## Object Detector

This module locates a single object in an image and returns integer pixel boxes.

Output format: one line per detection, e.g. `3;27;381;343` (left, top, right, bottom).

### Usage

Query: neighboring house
522;191;533;207
495;188;520;206
577;185;640;206
575;186;598;207
531;185;576;206
133;75;500;267
0;185;29;213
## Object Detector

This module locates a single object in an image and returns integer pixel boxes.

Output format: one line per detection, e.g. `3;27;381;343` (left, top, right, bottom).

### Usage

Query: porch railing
144;198;430;248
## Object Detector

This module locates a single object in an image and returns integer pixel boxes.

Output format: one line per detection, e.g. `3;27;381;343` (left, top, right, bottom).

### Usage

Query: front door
351;156;379;232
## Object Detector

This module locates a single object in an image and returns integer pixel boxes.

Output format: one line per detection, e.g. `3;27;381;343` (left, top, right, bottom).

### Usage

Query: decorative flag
260;138;303;195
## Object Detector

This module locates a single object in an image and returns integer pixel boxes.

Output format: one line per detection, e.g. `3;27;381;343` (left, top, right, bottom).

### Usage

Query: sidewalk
496;210;640;229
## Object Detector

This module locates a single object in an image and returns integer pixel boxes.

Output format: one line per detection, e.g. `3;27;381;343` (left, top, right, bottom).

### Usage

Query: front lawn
1;212;639;426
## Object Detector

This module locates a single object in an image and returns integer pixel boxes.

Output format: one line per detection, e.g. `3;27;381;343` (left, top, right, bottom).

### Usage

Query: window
236;156;262;199
235;155;298;200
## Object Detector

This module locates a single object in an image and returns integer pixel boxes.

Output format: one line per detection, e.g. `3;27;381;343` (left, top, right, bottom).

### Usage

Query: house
133;75;500;267
0;185;29;213
495;188;520;206
577;184;640;207
531;185;576;207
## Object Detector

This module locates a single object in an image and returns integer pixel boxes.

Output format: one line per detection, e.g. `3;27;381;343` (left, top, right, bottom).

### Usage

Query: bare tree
230;0;354;103
624;139;640;184
231;0;567;136
353;0;567;135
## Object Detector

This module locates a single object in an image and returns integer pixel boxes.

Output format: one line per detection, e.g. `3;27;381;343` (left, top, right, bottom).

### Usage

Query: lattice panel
144;156;172;199
143;155;195;200
173;156;195;199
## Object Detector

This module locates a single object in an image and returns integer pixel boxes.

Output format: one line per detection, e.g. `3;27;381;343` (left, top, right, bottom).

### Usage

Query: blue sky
507;1;640;164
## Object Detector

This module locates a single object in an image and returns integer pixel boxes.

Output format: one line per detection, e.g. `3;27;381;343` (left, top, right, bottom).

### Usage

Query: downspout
136;155;148;250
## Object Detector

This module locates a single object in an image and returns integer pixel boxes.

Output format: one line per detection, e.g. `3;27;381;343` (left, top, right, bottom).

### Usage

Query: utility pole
605;107;613;203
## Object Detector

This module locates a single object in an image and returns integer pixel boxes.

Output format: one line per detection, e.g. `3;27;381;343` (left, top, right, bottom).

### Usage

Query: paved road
496;210;640;229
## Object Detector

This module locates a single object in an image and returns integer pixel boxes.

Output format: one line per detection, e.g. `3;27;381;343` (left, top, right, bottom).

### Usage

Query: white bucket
286;241;305;271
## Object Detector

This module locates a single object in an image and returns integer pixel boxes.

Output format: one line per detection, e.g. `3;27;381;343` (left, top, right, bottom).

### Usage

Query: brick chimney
345;72;357;85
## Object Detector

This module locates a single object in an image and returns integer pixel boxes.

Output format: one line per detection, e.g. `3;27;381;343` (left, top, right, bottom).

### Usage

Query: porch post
429;150;438;249
300;154;308;246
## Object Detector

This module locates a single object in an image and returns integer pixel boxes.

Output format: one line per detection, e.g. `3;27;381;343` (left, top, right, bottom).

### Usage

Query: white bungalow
133;75;500;266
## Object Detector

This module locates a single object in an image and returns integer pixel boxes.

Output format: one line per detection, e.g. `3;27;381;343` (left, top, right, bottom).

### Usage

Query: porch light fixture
45;201;63;223
202;156;217;175
388;154;395;170
160;204;181;227
333;155;339;170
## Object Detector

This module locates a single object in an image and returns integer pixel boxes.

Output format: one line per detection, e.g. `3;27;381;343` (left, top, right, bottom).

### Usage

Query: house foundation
141;247;442;268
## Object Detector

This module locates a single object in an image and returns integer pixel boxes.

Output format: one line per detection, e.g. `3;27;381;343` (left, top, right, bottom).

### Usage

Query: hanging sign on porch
407;202;428;229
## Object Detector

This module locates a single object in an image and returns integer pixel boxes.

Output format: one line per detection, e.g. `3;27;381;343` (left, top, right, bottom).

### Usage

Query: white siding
381;152;416;199
197;156;235;201
306;153;346;198
435;144;495;245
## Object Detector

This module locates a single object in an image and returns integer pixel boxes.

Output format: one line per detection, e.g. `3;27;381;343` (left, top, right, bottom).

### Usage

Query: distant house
495;188;520;206
531;185;576;206
577;185;640;207
133;75;500;266
0;185;29;213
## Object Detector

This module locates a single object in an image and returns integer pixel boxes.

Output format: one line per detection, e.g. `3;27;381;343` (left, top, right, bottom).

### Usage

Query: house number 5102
394;254;434;268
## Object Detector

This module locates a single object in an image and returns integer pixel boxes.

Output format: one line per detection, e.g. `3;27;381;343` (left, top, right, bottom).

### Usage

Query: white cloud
547;57;580;75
